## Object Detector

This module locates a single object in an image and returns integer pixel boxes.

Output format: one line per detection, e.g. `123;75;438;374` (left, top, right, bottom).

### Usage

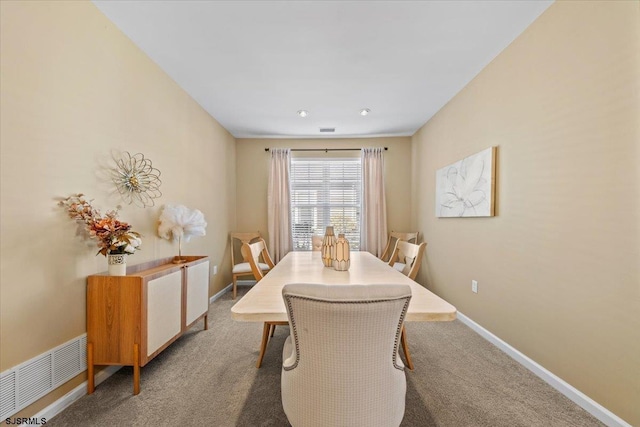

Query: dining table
231;251;457;368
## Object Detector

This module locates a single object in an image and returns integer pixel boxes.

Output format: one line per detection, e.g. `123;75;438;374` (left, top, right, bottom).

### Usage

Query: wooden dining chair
240;238;275;282
387;239;426;370
230;231;271;299
388;240;427;281
380;231;419;263
240;239;283;368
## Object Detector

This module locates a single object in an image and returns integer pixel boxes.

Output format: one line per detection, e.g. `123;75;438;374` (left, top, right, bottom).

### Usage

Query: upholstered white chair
281;283;412;427
388;240;427;281
230;232;271;299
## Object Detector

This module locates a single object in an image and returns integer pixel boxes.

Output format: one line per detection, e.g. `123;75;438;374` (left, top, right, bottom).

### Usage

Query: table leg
401;326;414;370
256;322;271;368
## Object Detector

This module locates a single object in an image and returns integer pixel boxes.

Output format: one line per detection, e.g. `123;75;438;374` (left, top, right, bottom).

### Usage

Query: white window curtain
268;148;293;263
361;147;388;257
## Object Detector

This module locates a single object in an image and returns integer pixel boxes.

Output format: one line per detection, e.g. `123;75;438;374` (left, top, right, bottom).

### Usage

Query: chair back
241;238;275;282
281;283;411;427
380;231;419;262
388;240;427;280
230;231;262;267
311;235;323;251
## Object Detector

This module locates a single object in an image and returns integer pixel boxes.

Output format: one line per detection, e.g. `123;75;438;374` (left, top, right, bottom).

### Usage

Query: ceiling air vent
319;128;335;133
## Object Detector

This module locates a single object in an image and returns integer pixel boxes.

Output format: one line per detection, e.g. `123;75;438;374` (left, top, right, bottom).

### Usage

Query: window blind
290;158;362;251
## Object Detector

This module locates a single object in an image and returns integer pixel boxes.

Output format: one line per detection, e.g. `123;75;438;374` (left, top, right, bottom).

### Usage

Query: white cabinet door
146;271;182;356
185;261;210;326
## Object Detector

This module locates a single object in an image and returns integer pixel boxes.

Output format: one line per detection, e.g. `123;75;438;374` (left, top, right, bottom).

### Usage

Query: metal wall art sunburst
110;152;162;207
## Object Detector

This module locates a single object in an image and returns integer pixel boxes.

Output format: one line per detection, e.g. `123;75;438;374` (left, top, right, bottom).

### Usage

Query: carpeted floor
48;287;604;427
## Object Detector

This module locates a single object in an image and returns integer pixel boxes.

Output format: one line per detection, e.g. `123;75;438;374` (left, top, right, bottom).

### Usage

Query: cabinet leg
133;344;140;395
204;314;209;330
87;342;95;394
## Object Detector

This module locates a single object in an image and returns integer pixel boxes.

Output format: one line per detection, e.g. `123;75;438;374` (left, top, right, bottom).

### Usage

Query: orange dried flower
59;194;141;256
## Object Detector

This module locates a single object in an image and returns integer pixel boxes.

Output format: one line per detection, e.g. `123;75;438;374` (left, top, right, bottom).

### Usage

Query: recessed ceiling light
360;108;371;116
297;110;308;118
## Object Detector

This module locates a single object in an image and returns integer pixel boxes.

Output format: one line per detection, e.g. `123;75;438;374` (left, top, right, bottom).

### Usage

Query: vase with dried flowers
59;194;142;275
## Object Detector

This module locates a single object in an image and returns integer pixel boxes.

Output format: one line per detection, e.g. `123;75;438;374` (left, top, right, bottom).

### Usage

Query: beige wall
235;137;412;244
411;1;639;424
0;0;236;417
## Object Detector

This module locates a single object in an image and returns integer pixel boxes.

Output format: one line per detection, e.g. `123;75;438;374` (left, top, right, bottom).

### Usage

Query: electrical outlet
471;280;478;293
213;265;218;275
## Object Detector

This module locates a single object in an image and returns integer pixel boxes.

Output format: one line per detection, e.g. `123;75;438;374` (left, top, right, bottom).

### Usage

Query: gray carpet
49;288;603;427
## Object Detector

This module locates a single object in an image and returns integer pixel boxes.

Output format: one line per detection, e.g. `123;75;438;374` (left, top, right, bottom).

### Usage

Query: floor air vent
0;372;17;419
18;355;52;407
0;334;87;420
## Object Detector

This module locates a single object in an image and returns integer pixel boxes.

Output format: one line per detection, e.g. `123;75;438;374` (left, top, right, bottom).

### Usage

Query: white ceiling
93;1;552;139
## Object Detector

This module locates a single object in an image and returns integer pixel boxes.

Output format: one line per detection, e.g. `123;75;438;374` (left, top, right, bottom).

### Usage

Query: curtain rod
264;147;388;152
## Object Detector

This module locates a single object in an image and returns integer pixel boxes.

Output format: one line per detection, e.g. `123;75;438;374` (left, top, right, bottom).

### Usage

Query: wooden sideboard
87;256;210;395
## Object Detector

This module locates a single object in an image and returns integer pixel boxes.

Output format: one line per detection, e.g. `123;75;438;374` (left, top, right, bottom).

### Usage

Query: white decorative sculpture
158;204;207;263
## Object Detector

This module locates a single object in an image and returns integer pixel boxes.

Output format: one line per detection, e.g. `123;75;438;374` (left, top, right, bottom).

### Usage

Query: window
290;157;361;251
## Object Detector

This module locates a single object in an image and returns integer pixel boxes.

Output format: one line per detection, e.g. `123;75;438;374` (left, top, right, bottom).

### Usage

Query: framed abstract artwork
435;146;496;218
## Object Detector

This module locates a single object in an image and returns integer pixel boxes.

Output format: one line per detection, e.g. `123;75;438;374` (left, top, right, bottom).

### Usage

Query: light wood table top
231;251;456;323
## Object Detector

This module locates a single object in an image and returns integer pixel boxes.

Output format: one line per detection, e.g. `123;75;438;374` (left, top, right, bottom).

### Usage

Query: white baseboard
208;281;256;304
34;365;121;422
236;280;256;287
456;311;631;427
209;284;232;304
